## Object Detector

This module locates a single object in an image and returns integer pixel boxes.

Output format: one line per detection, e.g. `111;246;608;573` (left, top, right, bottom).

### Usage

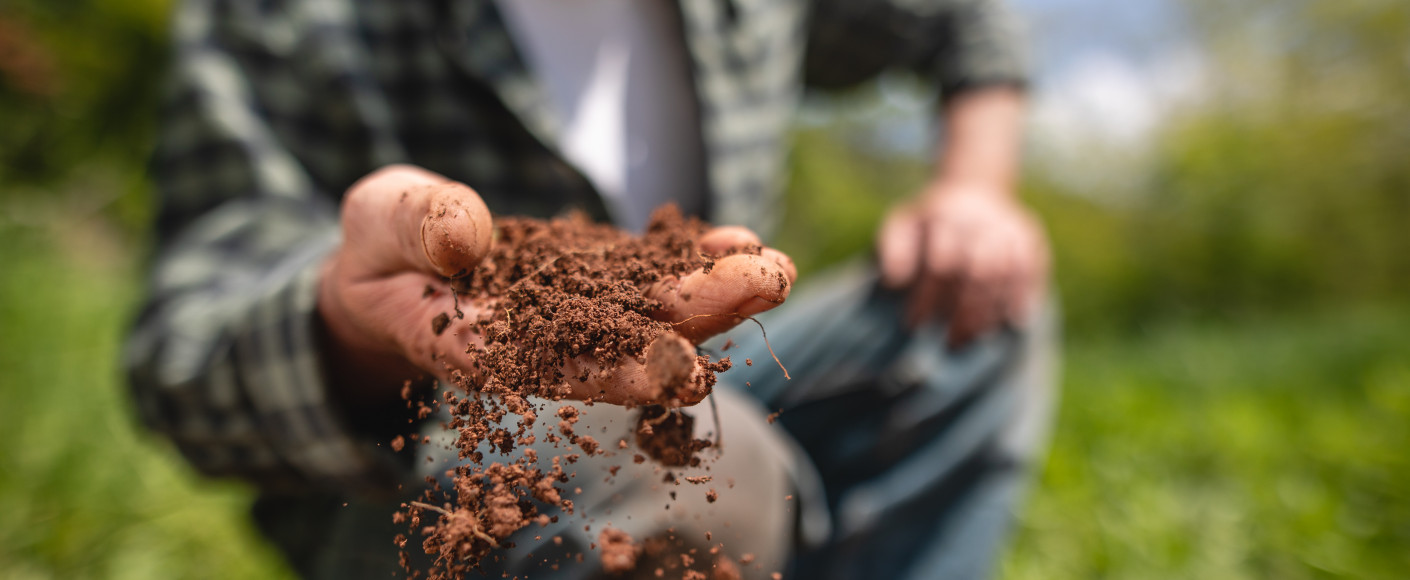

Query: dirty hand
876;181;1049;347
316;165;796;411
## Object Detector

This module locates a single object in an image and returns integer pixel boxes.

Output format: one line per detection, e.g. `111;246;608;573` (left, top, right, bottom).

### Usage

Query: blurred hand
877;181;1049;347
316;165;796;411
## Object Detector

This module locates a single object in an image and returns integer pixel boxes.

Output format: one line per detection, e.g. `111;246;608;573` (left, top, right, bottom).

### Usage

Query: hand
316;165;797;412
876;181;1049;347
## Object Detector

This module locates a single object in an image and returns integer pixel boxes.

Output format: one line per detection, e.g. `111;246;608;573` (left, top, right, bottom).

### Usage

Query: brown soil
635;405;713;468
397;207;746;579
598;526;639;573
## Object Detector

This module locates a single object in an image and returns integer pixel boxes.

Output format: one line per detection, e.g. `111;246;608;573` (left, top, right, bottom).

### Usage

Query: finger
946;243;1006;347
947;278;1001;348
359;273;483;378
924;219;965;277
907;225;963;326
905;273;947;329
649;253;794;342
697;226;762;255
561;333;713;407
1001;233;1048;327
1003;268;1039;328
760;247;798;286
343;165;494;279
696;224;798;286
877;211;923;288
416;183;494;278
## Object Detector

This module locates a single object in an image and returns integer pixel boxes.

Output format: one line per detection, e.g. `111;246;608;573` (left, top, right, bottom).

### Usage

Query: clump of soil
636;405;713;468
398;206;744;579
598;527;639;573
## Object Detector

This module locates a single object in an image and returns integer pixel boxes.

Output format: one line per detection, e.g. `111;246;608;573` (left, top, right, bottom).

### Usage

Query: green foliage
1003;308;1410;579
775;125;925;276
1129;0;1410;320
0;0;170;233
0;221;294;579
1050;0;1410;330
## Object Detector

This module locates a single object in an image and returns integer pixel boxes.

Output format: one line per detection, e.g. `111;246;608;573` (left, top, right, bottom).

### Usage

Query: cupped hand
876;181;1049;347
316;165;796;411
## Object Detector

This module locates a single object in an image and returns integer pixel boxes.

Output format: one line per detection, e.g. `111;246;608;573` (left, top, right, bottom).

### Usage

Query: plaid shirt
126;0;1027;496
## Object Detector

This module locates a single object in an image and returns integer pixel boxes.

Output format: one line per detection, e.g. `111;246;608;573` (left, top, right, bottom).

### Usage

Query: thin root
708;391;723;451
671;312;790;380
408;501;500;547
409;501;452;516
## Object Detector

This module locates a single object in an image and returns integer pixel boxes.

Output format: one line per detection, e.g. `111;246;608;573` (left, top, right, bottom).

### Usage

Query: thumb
341;164;494;279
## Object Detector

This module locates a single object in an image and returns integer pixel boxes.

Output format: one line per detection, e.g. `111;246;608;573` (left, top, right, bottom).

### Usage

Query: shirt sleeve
804;0;1029;97
125;0;407;496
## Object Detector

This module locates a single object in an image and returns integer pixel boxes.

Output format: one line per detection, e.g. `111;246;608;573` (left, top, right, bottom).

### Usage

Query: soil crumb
713;556;742;580
636;405;713;468
599;527;638;574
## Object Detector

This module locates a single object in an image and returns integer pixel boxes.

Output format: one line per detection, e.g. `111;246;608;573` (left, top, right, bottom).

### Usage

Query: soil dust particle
712;556;742;580
744;358;752;366
598;527;638;574
390;435;406;452
705;489;718;503
739;554;755;565
431;312;450;335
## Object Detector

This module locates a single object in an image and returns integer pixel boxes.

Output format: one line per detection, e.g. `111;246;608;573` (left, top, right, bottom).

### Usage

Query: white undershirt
496;0;706;232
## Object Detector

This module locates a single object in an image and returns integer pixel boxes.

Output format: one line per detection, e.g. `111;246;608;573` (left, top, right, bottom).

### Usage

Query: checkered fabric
126;0;1027;495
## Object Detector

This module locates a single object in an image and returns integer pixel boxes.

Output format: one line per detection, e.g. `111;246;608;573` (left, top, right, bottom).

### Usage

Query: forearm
934;85;1026;193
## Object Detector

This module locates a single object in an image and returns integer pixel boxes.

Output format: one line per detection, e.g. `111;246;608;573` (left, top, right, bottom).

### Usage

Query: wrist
922;177;1017;204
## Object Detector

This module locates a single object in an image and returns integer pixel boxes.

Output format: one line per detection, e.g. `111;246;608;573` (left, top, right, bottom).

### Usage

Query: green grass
1;219;1406;579
1003;309;1410;580
0;222;294;579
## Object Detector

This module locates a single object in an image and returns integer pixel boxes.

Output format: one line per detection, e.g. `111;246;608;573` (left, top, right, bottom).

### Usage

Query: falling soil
598;526;639;573
397;206;746;579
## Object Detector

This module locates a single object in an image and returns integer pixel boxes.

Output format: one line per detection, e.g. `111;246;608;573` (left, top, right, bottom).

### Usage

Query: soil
598;527;638;573
396;206;749;579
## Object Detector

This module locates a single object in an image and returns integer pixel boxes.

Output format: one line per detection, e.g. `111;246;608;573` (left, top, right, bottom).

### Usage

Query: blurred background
1;0;1406;577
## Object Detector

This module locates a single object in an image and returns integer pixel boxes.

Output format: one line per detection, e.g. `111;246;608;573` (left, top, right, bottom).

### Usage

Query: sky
801;0;1205;194
1014;0;1204;149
